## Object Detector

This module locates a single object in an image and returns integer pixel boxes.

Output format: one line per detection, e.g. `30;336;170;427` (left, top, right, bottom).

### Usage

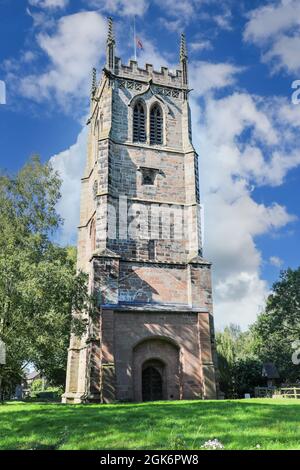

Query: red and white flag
136;37;144;50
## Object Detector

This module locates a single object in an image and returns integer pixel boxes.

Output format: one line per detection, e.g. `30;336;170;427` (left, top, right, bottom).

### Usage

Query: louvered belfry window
133;101;146;143
150;104;163;145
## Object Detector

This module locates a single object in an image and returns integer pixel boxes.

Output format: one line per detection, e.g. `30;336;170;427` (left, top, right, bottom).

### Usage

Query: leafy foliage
251;268;300;383
216;324;264;397
30;379;44;393
0;156;92;392
217;268;300;396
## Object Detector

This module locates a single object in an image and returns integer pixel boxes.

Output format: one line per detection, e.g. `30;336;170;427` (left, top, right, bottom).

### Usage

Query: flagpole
133;15;137;61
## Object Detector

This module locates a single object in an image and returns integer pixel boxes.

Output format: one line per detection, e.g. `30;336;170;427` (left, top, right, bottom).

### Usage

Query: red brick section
99;310;115;403
96;309;216;402
199;312;217;398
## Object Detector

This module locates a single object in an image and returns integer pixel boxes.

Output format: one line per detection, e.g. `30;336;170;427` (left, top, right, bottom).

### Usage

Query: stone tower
62;19;218;403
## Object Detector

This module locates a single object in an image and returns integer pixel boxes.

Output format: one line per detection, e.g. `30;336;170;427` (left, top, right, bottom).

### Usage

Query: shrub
30;386;63;402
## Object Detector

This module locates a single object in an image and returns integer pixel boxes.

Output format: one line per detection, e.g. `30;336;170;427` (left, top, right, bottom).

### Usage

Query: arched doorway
142;360;164;402
132;337;181;402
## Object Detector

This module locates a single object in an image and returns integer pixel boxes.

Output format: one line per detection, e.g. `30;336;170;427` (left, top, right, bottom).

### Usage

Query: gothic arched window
133;101;146;143
150;104;163;145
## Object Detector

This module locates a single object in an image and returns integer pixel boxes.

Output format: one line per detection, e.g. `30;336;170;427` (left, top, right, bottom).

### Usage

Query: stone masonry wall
100;309;205;402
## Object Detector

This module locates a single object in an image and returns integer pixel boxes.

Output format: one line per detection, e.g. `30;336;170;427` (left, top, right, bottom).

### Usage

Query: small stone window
133;101;146;143
140;167;158;186
150;103;163;145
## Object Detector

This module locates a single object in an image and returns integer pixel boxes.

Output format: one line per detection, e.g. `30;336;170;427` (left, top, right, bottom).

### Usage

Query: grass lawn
0;399;300;450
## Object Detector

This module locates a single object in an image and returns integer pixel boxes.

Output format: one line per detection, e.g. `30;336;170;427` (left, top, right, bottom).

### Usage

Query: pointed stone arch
132;99;146;143
150;102;163;145
132;336;181;401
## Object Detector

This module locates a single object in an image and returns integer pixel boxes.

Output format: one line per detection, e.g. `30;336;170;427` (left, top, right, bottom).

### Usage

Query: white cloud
190;40;212;52
22;51;36;63
87;0;149;17
189;83;299;328
244;0;300;44
277;100;300;127
26;7;53;28
29;0;69;8
50;126;87;245
212;10;232;31
263;35;300;74
214;272;268;327
155;0;195;21
190;61;243;96
155;0;234;31
19;11;107;108
269;256;284;267
244;0;300;73
159;18;184;33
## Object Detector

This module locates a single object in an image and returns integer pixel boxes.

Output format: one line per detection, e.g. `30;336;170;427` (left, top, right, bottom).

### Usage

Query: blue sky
1;0;300;328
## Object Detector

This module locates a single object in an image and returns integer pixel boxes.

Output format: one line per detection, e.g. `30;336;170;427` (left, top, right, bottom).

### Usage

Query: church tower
62;19;218;403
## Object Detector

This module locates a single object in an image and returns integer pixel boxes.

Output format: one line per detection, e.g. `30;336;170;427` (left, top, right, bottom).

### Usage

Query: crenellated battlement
101;17;188;92
113;58;184;88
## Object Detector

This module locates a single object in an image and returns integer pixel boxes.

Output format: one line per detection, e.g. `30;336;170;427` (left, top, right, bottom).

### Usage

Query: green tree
216;324;263;397
30;378;44;393
0;156;92;394
216;325;237;397
252;267;300;383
